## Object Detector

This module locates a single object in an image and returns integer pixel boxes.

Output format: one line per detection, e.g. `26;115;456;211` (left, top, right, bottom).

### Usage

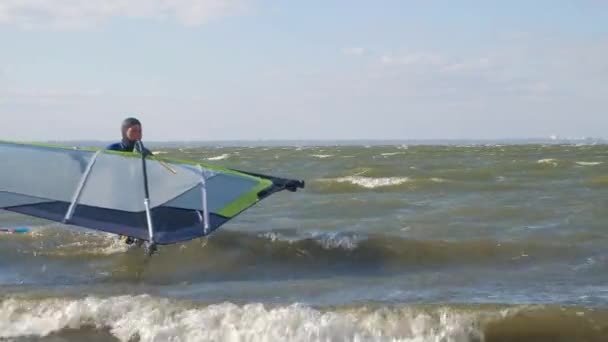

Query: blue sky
1;0;607;141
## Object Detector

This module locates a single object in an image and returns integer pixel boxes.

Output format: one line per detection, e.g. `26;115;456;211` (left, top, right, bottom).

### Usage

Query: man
107;117;152;247
106;117;152;155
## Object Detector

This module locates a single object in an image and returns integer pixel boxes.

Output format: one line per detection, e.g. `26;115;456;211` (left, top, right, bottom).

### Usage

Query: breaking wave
3;229;589;278
1;295;606;342
207;154;230;161
333;176;411;188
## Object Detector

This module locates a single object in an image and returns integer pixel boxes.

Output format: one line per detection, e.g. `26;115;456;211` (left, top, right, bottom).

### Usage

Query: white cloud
342;47;367;56
378;52;496;75
0;87;105;106
379;52;444;67
441;58;493;73
0;0;249;29
357;37;608;130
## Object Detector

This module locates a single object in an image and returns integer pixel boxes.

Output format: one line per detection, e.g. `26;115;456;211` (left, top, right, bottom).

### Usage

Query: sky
0;0;607;141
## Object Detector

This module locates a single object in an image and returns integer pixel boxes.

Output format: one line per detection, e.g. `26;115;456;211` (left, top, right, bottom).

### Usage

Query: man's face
126;124;142;141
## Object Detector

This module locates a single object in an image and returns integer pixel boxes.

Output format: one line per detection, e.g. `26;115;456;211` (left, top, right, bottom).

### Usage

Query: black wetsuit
106;117;152;155
106;140;152;155
106;118;151;246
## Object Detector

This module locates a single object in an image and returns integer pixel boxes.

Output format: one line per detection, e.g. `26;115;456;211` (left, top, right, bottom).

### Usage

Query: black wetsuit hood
120;117;141;151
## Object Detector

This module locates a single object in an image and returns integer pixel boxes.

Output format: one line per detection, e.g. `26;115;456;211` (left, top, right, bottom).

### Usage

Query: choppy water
2;143;608;341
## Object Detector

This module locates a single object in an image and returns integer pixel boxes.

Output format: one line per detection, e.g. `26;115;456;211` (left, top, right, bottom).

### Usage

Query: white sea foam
380;152;406;157
258;231;300;244
537;158;558;166
47;234;130;256
576;161;603;166
98;237;133;254
0;295;489;342
334;176;411;189
310;154;334;159
311;232;362;250
207;154;230;161
259;231;363;250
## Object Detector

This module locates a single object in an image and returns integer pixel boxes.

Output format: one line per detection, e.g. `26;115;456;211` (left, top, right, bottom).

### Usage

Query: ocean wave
2;228;132;257
0;295;486;341
207;154;231;161
310;175;479;193
310;154;334;159
576;161;603;166
50;236;132;256
1;295;606;342
537;158;559;167
336;176;411;188
379;152;406;157
258;231;364;250
2;230;583;273
124;232;584;275
314;176;412;191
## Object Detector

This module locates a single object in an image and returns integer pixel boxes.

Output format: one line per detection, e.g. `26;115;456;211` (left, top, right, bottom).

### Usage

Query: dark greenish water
2;142;608;341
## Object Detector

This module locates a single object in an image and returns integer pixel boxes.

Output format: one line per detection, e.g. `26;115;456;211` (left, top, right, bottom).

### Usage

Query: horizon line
28;136;608;143
3;137;604;147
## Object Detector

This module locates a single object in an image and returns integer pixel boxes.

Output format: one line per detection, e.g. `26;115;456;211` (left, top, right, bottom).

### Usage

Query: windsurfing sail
0;141;304;245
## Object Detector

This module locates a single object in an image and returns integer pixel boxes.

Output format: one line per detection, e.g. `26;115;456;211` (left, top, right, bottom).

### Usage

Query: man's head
121;117;142;142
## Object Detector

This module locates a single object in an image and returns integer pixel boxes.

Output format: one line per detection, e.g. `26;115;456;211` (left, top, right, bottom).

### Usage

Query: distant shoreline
15;137;608;148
